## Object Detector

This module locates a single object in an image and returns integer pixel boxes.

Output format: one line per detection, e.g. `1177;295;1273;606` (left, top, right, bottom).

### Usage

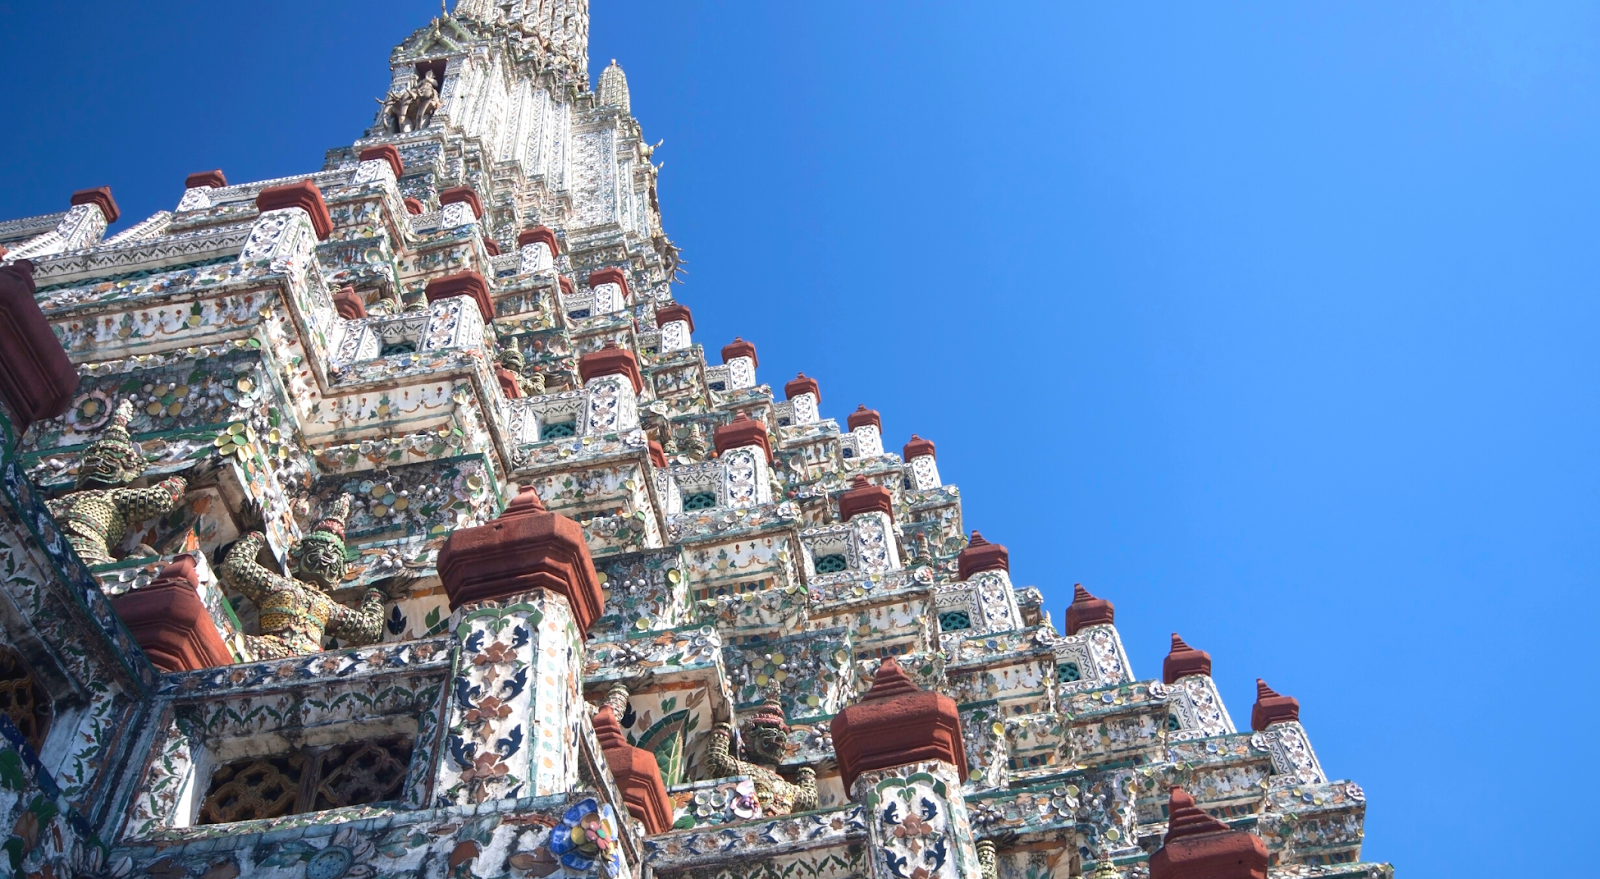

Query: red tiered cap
577;341;644;394
357;144;404;178
438;186;484;218
654;303;694;332
957;531;1009;581
332;287;367;320
647;440;668;468
846;404;880;432
784;373;820;402
713;413;772;464
1149;787;1268;879
185;170;228;189
593;706;672;834
587;267;631;302
109;556;234;673
831;657;967;793
902;434;935;461
1163;634;1212;684
1250;679;1301;731
721;337;758;368
0;260;79;431
495;364;523;399
839;475;893;523
436;486;605;632
424;270;494;322
256;180;332;240
1065;584;1115;635
70;186;120;223
517;225;559;254
404;197;424;215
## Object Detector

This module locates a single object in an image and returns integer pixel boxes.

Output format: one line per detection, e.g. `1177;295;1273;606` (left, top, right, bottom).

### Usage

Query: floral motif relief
440;201;477;230
1256;722;1326;786
972;571;1021;633
791;392;819;424
519;240;553;273
861;764;978;879
909;456;941;490
350;158;395;187
584;376;634;434
239;210;298;263
721;447;761;508
176;186;214;211
852;424;884;457
853;513;897;574
726;356;755;390
659;319;690;352
591;282;624;314
1168;675;1235;741
439;594;580;805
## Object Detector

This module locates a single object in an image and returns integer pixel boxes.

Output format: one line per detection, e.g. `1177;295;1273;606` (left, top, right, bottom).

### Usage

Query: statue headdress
749;695;789;733
77;399;144;486
302;494;352;548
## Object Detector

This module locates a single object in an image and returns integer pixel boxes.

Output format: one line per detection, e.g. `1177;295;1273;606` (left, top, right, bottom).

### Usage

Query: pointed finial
1066;583;1115;634
1163;633;1212;684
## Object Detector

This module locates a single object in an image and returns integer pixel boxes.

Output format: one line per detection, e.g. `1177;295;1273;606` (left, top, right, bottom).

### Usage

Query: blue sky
3;2;1597;875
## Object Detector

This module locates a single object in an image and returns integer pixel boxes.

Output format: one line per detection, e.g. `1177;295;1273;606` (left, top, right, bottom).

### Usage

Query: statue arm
325;588;386;646
219;531;281;605
112;476;187;521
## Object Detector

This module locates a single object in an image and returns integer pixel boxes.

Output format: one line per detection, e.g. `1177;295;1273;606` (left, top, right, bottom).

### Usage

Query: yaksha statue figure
46;400;186;566
706;696;817;816
220;494;386;660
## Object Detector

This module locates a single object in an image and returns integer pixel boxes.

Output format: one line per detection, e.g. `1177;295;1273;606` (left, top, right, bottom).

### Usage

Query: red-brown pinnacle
436;486;604;632
1250;679;1301;731
592;706;671;834
830;657;967;794
0;259;79;431
1163;634;1212;684
784;372;820;402
839;474;894;523
957;531;1010;581
1149;786;1268;879
577;341;644;394
902;434;936;461
1065;584;1116;634
109;555;234;673
712;412;772;464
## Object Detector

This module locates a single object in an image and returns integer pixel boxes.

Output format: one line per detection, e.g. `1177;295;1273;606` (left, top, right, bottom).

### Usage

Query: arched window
0;646;52;752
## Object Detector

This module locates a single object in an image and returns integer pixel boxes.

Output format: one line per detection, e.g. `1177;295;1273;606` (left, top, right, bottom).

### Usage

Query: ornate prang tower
0;4;1390;879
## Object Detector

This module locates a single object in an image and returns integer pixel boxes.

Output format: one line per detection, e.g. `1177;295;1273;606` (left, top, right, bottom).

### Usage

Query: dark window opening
682;491;717;511
380;341;417;357
414;59;448;87
1058;662;1081;683
199;735;414;825
540;421;577;440
814;554;848;574
937;611;971;632
0;647;52;753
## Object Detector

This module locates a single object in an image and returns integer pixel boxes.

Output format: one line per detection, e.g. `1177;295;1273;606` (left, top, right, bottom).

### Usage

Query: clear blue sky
3;3;1596;875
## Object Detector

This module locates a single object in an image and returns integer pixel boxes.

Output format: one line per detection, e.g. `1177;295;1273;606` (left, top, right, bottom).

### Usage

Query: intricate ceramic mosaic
0;3;1389;878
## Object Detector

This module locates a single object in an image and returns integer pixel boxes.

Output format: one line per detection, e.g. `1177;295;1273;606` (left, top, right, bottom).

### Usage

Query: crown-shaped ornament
309;493;353;542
